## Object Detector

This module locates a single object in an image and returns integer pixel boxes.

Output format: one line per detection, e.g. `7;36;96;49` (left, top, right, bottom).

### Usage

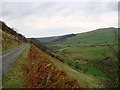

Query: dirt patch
76;60;88;65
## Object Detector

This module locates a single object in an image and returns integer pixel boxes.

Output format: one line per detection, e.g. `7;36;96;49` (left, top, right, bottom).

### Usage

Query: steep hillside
2;44;83;88
0;21;28;54
21;45;81;88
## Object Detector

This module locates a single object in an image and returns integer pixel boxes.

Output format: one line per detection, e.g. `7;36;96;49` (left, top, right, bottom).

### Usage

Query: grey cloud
1;1;118;38
2;2;117;19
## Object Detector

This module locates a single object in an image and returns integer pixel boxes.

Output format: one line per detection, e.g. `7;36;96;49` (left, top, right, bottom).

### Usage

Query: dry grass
2;30;25;54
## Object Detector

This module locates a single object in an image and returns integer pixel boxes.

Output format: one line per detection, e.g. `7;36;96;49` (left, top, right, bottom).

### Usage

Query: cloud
0;1;118;38
1;0;119;2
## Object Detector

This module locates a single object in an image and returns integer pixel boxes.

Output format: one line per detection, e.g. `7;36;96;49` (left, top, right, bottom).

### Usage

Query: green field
55;46;118;87
59;46;118;61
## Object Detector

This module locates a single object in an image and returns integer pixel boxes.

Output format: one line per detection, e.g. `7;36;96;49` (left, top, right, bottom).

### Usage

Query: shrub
68;62;73;66
75;64;79;69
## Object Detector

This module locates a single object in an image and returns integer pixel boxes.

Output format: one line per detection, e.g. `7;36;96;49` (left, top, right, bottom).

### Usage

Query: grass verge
2;45;30;88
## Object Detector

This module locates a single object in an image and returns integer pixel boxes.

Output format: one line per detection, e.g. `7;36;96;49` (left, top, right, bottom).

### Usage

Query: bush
75;64;79;69
68;62;73;66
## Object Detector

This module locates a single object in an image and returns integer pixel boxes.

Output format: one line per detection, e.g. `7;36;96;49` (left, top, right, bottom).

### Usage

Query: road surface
0;44;29;82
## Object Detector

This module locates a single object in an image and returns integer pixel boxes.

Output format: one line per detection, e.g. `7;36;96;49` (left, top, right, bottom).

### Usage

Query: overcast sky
0;0;119;38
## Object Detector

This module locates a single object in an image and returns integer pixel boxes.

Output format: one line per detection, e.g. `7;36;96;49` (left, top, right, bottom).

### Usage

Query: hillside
58;27;118;47
31;36;60;44
33;27;118;47
57;28;118;88
32;27;119;88
2;44;82;88
0;21;28;54
1;22;84;88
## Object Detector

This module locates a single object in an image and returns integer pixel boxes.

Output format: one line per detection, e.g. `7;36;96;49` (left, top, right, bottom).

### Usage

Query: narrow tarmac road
0;44;29;81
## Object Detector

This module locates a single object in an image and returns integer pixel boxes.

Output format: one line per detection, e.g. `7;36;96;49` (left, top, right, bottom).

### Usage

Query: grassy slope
2;45;30;88
2;44;83;88
46;28;118;88
58;55;106;79
21;45;81;88
59;28;118;47
34;28;118;48
33;28;118;88
1;29;25;55
31;44;103;88
25;43;102;88
50;58;104;88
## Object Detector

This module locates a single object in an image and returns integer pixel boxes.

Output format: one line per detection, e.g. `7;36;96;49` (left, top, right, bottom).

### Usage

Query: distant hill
30;33;76;44
60;27;118;47
31;36;60;44
32;27;118;47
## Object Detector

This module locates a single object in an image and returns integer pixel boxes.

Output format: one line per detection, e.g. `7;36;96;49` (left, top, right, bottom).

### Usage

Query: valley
1;21;119;88
1;1;119;89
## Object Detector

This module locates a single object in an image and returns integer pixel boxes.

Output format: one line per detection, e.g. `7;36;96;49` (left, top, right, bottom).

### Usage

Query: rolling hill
34;28;118;47
58;27;118;47
30;33;76;44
